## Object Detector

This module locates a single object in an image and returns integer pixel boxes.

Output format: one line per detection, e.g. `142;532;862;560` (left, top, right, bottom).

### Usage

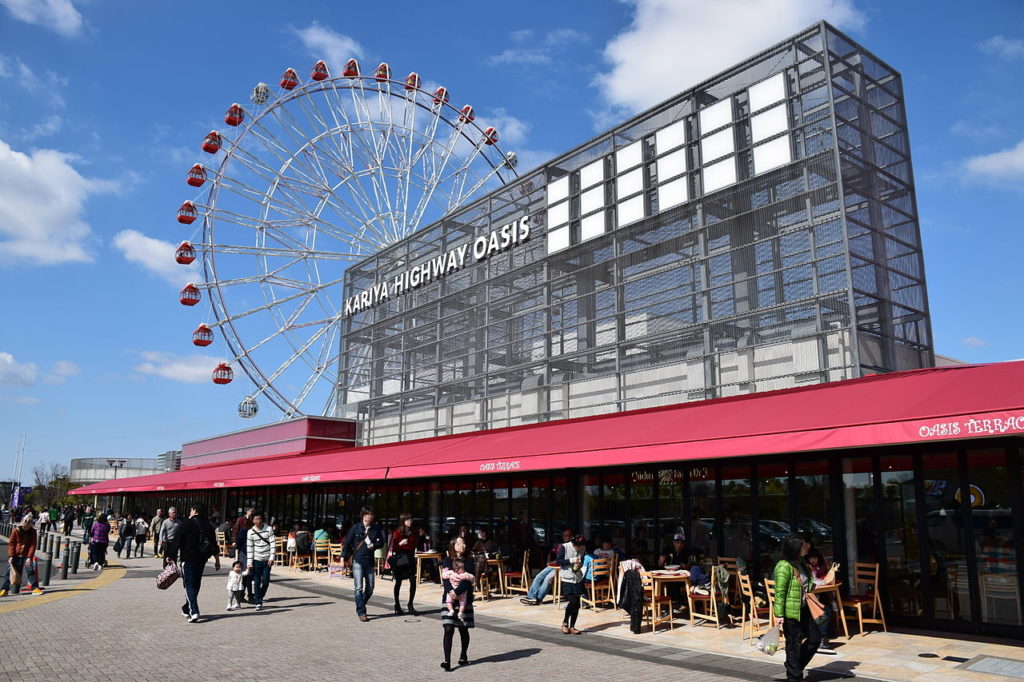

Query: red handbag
156;560;181;590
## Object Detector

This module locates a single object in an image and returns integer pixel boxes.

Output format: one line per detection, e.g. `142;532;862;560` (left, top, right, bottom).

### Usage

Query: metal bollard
60;538;70;579
71;541;81;573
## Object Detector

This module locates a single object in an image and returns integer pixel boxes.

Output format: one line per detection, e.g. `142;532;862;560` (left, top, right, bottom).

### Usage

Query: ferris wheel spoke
218;274;346;323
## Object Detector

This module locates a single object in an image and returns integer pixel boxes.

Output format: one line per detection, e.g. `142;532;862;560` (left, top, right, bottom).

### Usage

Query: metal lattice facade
337;22;933;445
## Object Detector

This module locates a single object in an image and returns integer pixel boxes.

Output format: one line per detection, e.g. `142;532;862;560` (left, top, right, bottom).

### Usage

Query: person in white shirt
245;511;275;611
226;561;245;610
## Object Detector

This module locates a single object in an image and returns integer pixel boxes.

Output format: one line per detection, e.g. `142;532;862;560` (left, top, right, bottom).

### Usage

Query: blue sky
0;0;1021;478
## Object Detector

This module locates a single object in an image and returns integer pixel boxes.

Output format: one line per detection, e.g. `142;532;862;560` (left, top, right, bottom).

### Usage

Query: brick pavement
0;555;748;682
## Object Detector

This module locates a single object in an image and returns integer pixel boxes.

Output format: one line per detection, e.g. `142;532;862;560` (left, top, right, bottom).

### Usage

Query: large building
338;21;932;444
74;23;1023;638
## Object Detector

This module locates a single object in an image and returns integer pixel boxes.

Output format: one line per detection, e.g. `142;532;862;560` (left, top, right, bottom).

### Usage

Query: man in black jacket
178;503;221;622
342;506;385;622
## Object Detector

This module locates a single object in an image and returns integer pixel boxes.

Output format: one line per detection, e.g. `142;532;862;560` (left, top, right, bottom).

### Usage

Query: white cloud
964;139;1024;185
488;48;552;66
478;108;531;146
134;351;221;384
0;0;83;36
25;114;63;139
979;35;1024;60
961;336;988;348
950;120;1002;139
292;22;363;68
43;359;79;384
0;138;117;265
489;28;589;66
113;229;198;285
0;352;37;386
0;394;40;404
0;55;69;108
594;0;865;117
544;28;589;46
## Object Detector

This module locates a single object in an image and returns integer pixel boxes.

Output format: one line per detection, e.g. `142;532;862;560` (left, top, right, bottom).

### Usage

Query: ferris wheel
175;58;519;419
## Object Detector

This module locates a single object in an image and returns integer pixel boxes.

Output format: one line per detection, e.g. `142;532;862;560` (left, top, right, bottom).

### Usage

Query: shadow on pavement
467;648;541;666
808;660;863;680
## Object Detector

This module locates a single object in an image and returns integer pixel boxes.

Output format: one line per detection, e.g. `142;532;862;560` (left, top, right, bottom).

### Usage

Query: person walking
81;506;95;546
37;508;50;534
232;508;254;603
133;514;149;558
150;509;164;557
245;511;275;611
557;535;586;635
117;513;134;559
773;533;823;681
390;512;419;616
342;506;385;622
61;506;76;536
159;507;183;567
177;503;221;623
88;514;111;570
440;536;475;671
0;517;43;596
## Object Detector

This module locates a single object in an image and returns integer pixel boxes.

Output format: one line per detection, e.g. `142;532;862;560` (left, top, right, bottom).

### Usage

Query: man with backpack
177;503;221;622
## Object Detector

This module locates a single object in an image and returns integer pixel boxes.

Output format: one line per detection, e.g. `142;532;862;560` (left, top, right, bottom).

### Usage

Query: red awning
73;362;1024;495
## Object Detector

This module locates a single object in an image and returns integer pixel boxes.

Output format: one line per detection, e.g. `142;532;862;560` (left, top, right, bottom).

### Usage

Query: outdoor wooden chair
274;536;288;565
312;538;330;571
981;573;1022;626
738;572;772;642
582;556;615;610
503;550;531;595
763;578;780;630
717;556;741;605
639;570;674;633
688;565;724;629
843;562;887;635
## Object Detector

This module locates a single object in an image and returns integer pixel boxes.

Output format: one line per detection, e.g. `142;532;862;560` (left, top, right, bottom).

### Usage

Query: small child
441;558;475;621
226;561;245;610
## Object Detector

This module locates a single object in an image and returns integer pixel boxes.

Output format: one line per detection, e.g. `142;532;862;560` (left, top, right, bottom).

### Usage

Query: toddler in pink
442;558;475;621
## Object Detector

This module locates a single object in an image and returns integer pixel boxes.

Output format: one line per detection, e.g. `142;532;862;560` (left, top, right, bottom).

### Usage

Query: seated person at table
472;528;498;556
658;533;690;605
807;547;839;654
442;558;475;621
593;536;625;562
519;528;574;605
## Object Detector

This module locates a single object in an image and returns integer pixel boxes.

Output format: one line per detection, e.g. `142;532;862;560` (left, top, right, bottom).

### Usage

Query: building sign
343;215;532;316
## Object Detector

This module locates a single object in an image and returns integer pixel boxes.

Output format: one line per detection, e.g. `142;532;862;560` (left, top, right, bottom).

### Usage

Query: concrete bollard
71;541;81;574
35;551;51;586
60;538;70;580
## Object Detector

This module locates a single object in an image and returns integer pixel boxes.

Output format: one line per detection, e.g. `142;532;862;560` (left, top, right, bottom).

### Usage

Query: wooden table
415;551;441;585
650;571;691;621
485;557;508;597
811;581;850;639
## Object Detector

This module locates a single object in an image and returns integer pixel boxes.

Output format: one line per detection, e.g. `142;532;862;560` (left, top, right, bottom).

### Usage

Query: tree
27;463;78;509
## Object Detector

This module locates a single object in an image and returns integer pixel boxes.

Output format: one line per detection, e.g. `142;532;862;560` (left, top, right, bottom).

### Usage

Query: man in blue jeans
342;506;385;622
245;511;275;610
520;528;574;605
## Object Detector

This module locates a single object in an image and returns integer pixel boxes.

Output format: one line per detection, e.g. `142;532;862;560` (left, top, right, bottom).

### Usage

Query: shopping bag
757;625;780;656
156;560;180;590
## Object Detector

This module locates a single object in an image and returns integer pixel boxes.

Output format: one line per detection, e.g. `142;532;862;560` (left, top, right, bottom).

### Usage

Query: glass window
603;472;628;552
688;464;715;554
547;226;570;254
656;148;688;180
659;469;685;549
616;140;643;172
701;128;735;163
658;177;688;210
721;464;753;569
616;168;644;198
655;119;687;153
551;475;570;546
582;473;601;541
547;175;569;204
753;135;792;174
547;201;569;228
531;476;551;565
751;103;789;142
968;449;1020;626
748;72;787;112
617;196;645;227
880;455;919;618
631;469;657;567
922;452;971;622
580;186;604;215
703;157;737;193
581;211;606;241
794;458;834;562
757;461;790;579
699;98;732;133
580;159;605;189
508;478;531;558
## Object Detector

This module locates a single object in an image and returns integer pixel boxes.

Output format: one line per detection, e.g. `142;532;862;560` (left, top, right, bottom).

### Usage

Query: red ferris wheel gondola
177;201;198;224
483;127;499;145
459;104;475;123
432;86;449;105
342;58;359;77
192;323;214;347
175;241;196;264
280;68;299;90
201;131;221;154
212;362;234;384
311;60;330;81
404;72;421;91
374;62;391;82
186;163;206;187
179;283;201;306
224;103;245;126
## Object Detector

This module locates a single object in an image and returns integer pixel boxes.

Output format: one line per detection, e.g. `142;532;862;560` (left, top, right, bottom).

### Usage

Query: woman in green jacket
773;534;821;681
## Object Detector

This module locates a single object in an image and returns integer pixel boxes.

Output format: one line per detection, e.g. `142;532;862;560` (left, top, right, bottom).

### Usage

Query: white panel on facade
658;177;689;210
751;104;789;143
581;211;606;241
547;175;569;204
748;72;787;112
547;225;570;253
699;98;732;133
753;134;792;174
656;148;688;181
580;186;604;215
580;159;605;189
655;119;687;152
700;128;735;163
702;156;737;193
617;168;644;199
615;140;643;172
617;195;644;227
547;200;569;227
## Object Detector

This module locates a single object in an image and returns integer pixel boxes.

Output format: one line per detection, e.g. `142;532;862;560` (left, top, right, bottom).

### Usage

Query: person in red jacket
1;517;42;596
390;512;419;616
